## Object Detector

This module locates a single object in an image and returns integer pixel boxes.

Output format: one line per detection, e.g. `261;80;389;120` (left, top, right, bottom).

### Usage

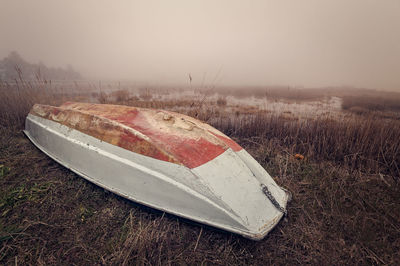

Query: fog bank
1;0;399;90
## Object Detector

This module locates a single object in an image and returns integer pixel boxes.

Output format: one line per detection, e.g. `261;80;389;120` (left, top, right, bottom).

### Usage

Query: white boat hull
24;104;289;240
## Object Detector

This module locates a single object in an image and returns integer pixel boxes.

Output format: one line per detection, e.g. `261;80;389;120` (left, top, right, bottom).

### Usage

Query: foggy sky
1;0;399;90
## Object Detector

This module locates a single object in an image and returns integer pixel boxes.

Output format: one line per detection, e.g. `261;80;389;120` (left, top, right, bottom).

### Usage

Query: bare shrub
138;88;152;101
98;91;108;104
111;89;130;102
129;95;140;101
216;97;227;106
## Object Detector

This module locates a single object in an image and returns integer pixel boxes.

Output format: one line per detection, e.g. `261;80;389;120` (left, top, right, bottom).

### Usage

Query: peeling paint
30;102;243;168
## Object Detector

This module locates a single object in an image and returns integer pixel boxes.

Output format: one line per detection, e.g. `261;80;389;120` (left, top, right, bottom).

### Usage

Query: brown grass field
0;80;399;265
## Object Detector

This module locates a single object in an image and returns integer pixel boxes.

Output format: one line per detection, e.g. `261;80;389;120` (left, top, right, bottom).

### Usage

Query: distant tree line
0;51;82;81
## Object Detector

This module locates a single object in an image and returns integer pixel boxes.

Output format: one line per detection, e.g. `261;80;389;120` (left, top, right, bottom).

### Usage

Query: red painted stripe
48;103;244;169
109;111;227;168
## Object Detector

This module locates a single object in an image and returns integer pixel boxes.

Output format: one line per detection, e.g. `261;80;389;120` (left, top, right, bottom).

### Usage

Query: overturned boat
24;102;289;240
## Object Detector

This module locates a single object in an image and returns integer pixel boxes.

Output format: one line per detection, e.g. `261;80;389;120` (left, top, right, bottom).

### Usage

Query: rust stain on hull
30;102;243;168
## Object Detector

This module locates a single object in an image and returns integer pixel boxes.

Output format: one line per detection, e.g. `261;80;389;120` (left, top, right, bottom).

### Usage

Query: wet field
1;82;399;265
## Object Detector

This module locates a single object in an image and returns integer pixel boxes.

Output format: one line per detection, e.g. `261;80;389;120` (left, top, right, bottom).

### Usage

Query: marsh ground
1;82;399;265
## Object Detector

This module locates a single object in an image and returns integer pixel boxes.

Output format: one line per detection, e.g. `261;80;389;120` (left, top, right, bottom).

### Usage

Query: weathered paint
30;102;242;168
25;102;289;240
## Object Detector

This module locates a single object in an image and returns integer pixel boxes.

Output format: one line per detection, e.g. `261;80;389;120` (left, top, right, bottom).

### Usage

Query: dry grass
1;82;399;265
213;113;400;178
